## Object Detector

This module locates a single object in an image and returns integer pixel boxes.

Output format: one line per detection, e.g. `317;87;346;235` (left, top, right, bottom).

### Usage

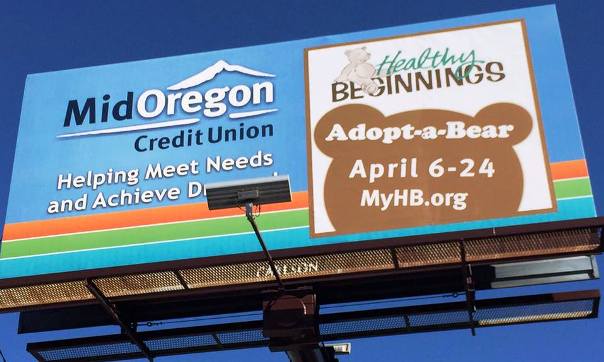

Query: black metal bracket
460;241;477;336
85;279;154;361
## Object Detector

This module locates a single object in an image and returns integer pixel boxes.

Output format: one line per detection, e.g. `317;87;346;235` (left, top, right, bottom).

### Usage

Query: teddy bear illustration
335;47;379;95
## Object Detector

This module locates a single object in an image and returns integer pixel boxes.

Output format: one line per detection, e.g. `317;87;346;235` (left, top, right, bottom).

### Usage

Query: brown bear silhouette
312;103;543;236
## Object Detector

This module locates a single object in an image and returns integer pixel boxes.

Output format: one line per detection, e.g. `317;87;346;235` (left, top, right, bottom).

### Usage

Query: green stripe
1;177;592;259
1;209;309;258
554;178;592;199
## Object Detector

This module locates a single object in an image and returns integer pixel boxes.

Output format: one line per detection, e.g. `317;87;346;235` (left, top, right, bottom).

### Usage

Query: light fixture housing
204;175;292;210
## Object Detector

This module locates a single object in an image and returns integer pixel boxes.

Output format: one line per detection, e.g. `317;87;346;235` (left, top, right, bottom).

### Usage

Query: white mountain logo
168;60;275;90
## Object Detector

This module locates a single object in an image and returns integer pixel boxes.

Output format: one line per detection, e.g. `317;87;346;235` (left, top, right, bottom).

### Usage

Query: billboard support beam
262;288;332;361
460;241;477;336
85;279;154;361
286;346;338;362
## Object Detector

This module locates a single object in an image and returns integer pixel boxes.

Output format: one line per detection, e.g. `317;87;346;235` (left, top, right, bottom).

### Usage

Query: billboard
0;5;595;281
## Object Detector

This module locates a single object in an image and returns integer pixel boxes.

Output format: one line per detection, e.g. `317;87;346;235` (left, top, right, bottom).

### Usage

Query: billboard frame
1;216;602;313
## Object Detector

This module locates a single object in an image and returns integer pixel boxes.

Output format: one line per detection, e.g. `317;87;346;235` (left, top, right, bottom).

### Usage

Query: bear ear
474;103;533;145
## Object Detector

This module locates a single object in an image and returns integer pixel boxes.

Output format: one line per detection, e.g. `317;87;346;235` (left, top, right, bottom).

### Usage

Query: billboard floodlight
204;175;291;211
205;175;292;290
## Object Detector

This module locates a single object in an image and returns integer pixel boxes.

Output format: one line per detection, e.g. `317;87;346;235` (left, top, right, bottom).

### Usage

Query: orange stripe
3;192;308;241
1;159;589;241
551;159;589;180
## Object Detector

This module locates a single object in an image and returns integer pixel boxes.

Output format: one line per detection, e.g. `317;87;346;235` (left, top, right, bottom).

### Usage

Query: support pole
245;202;285;290
460;241;477;336
85;279;154;361
286;346;338;362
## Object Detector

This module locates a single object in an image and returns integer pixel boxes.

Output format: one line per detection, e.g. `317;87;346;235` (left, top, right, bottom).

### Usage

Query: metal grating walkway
2;219;602;313
27;290;599;362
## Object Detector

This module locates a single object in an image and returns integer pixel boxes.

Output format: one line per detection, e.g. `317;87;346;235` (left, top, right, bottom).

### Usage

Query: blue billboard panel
1;5;594;280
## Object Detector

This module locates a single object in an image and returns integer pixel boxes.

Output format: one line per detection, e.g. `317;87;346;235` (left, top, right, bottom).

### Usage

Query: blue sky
0;0;603;361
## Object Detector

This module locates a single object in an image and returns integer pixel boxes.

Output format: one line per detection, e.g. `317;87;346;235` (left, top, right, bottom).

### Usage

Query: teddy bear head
344;47;371;64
